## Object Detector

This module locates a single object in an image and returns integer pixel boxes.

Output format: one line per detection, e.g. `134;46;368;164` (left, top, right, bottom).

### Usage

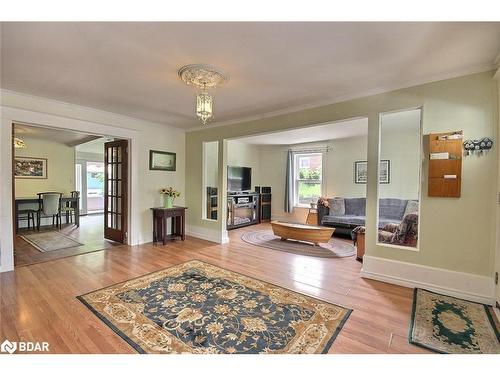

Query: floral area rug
409;288;500;354
77;260;352;354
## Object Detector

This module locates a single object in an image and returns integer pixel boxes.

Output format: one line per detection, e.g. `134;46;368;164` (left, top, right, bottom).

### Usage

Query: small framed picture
15;157;48;179
149;150;176;171
354;160;391;184
379;160;391;184
354;161;368;184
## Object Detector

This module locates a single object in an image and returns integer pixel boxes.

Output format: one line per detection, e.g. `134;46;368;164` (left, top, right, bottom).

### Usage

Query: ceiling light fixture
179;64;229;125
13;137;27;149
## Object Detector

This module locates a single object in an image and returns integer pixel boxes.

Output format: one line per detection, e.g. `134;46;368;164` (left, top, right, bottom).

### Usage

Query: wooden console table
151;206;187;245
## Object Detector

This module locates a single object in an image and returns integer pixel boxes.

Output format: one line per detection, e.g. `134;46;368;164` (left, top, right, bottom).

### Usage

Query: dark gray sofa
318;197;418;237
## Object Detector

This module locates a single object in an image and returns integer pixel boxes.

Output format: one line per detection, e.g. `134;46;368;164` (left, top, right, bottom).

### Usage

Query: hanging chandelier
13;137;27;149
179;64;229;125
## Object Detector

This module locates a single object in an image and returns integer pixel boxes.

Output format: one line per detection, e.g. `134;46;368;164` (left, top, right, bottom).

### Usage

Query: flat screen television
227;166;252;192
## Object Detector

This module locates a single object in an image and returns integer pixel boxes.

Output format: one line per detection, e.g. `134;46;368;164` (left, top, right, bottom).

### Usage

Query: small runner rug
241;230;355;258
20;231;83;252
409;288;500;354
77;260;352;354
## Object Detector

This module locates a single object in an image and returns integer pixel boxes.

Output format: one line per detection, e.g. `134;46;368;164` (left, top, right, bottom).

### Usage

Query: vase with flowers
160;187;181;208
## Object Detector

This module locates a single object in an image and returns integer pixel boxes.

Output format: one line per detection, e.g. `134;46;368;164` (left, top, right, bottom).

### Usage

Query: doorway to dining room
12;122;129;267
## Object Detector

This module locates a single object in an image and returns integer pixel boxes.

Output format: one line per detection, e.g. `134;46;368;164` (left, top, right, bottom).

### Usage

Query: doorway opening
12;122;129;267
223;117;369;260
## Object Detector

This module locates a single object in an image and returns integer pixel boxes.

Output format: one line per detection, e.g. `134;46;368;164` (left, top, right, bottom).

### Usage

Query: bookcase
428;131;462;198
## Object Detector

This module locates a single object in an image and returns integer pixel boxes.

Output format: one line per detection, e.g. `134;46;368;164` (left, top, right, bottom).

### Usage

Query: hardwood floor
14;214;123;267
0;223;431;354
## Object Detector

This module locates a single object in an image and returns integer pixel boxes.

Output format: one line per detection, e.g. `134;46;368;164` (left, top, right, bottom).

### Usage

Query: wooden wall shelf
427;131;463;198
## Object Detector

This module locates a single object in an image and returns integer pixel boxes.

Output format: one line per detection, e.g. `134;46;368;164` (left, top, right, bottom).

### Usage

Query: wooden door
104;140;128;243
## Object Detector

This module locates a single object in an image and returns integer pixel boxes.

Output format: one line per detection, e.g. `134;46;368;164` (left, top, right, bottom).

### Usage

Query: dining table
15;196;80;233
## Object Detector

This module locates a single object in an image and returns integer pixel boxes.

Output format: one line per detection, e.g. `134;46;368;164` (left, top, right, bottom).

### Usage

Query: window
86;162;105;213
294;152;323;207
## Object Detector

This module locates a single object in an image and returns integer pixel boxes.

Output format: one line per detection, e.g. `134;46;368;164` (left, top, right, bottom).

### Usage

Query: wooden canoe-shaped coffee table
271;221;335;246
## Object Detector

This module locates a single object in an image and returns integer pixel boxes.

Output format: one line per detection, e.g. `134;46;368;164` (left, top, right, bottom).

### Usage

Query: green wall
186;71;498;277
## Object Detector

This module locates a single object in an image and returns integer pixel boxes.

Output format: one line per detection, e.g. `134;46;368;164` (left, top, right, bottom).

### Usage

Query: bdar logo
1;339;17;354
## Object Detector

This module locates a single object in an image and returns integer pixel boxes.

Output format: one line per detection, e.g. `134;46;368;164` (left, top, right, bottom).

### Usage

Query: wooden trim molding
361;255;496;305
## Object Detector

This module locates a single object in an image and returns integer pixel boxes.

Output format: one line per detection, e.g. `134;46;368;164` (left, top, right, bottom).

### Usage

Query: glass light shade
196;92;213;125
13;137;27;149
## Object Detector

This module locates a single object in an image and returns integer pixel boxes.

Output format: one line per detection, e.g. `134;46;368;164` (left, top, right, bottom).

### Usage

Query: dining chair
18;209;36;230
62;190;80;225
36;192;63;230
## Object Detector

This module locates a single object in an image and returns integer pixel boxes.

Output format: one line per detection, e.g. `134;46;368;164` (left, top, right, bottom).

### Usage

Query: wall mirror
203;141;219;221
377;108;422;249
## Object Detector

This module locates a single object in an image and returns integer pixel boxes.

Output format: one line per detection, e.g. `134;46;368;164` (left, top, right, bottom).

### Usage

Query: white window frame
293;152;324;208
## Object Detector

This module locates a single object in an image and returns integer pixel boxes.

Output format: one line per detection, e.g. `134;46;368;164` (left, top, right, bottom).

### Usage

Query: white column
0;118;14;272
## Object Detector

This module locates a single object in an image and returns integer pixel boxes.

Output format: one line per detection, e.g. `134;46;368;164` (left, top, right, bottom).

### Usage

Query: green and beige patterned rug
409;288;500;354
21;231;83;252
78;260;352;354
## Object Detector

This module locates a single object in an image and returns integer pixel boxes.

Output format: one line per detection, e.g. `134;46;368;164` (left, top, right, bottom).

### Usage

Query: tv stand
227;192;260;230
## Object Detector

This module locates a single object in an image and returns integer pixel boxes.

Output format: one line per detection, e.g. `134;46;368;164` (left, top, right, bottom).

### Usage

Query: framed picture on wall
379;160;391;184
14;157;48;179
354;160;391;184
354;161;367;184
149;150;176;171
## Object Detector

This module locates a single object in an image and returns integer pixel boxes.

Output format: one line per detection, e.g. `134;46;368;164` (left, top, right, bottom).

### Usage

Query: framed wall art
354;160;390;184
149;150;176;171
14;157;48;179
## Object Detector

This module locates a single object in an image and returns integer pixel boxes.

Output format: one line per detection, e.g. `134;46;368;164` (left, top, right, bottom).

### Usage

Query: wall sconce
463;137;493;156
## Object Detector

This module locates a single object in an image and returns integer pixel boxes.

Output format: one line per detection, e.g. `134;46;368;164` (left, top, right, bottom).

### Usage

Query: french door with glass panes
104;140;128;243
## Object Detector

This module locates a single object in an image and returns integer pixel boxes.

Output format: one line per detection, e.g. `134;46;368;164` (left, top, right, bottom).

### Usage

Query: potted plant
160;187;181;208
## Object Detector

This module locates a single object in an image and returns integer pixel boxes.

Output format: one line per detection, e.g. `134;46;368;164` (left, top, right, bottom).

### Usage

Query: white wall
227;140;261;188
379;109;421;200
0;90;185;272
15;136;75;197
203;141;219;188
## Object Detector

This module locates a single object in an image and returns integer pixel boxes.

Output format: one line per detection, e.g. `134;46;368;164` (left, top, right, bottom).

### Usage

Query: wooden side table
151;206;187;245
306;205;318;226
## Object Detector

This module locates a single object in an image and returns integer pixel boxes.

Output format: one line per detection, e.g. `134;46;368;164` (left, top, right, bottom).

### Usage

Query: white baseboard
186;225;228;244
0;264;14;273
361;255;496;305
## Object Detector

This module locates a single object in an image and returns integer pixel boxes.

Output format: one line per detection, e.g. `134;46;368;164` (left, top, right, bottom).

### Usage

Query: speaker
262;186;271;194
261;193;271;203
261;204;272;221
254;186;261;193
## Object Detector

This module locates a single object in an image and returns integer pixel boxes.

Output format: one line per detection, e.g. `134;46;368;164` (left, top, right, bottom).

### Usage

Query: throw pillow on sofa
328;197;345;215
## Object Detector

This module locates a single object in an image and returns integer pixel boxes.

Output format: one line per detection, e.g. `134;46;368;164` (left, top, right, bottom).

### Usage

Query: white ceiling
235;118;368;145
235;108;421;145
14;123;101;146
76;137;113;154
2;22;499;130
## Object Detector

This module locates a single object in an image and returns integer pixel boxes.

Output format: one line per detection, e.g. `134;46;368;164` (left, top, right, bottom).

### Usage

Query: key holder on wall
463;137;493;156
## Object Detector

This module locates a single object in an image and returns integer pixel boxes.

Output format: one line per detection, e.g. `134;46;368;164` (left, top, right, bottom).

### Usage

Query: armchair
352;213;419;261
